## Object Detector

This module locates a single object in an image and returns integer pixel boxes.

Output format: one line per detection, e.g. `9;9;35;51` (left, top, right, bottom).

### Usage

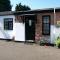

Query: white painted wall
42;25;60;44
50;25;60;44
0;15;15;39
14;23;25;41
0;15;25;41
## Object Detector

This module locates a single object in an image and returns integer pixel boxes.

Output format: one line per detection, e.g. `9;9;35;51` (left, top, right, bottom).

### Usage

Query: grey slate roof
0;11;15;16
0;7;60;16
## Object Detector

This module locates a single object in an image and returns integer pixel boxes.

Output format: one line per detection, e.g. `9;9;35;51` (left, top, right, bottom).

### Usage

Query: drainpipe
53;8;56;43
54;8;56;26
51;8;56;44
53;8;56;34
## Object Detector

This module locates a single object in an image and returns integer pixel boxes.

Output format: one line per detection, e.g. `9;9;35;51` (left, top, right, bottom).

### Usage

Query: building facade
0;8;60;44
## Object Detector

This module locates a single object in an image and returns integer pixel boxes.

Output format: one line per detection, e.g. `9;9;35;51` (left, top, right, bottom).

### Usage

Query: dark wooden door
25;16;35;40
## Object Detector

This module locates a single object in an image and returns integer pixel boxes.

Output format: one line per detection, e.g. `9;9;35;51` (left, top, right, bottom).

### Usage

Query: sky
10;0;60;11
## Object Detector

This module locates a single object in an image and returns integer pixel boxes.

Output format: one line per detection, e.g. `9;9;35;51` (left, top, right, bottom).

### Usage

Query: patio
0;40;60;60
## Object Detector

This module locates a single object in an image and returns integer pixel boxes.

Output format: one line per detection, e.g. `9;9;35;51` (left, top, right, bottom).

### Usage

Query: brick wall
35;12;54;40
56;12;60;23
15;15;24;23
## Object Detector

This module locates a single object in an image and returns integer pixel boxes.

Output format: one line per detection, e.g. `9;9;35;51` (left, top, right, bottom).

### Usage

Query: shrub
55;37;60;48
40;39;48;46
40;39;45;46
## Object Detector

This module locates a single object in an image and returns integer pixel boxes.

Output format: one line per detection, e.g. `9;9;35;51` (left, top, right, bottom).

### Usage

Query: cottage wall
14;15;25;41
35;13;54;43
15;13;54;43
15;12;60;44
0;15;15;39
36;12;60;44
50;12;60;43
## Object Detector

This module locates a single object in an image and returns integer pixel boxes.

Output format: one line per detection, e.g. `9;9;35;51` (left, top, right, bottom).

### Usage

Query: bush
55;37;60;48
40;40;45;46
40;39;48;46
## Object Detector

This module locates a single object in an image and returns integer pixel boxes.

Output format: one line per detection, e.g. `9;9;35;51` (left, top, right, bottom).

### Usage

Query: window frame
4;18;13;30
42;15;50;35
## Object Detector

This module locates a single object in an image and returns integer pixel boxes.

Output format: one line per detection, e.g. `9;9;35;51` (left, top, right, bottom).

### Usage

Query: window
4;18;13;30
42;15;50;35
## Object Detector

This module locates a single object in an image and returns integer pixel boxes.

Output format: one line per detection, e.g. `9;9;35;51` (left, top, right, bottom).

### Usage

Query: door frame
25;15;36;41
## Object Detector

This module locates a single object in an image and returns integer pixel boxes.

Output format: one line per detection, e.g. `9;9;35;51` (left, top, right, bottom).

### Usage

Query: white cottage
0;8;60;44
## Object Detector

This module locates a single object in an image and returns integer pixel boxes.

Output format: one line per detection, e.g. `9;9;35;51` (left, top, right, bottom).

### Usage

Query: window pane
43;16;49;23
4;18;13;30
9;21;13;30
43;30;49;34
43;24;49;30
42;16;50;35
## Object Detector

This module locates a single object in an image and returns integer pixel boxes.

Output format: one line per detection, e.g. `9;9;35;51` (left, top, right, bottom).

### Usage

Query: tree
0;0;12;12
15;3;31;11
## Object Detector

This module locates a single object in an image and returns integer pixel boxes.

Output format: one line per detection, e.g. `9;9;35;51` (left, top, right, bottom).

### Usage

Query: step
25;40;35;43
